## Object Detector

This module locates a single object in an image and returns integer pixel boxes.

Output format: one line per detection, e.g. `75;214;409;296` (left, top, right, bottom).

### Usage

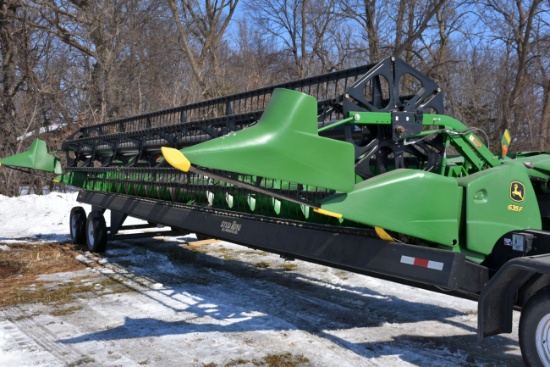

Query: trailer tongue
3;56;550;366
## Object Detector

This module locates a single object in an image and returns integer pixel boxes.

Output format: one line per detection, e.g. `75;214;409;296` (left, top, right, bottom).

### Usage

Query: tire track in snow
0;307;86;365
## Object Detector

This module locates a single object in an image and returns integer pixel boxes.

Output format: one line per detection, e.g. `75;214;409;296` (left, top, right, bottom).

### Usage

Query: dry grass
279;263;298;271
262;353;310;366
205;353;310;367
254;261;271;269
0;243;91;307
51;304;84;316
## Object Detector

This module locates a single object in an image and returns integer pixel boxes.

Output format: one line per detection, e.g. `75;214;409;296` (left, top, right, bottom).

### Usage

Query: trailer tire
86;211;107;253
520;288;550;367
70;207;86;245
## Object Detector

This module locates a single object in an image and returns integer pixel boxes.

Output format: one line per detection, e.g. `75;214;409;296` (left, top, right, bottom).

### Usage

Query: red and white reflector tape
400;255;444;271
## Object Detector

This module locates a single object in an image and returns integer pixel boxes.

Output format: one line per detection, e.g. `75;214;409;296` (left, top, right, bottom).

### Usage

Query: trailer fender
478;254;550;339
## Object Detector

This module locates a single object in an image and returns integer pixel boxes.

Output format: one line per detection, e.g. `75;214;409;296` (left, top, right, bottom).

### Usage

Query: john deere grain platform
3;57;550;366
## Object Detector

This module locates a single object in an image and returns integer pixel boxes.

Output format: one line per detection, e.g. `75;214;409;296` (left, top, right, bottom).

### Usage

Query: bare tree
338;0;384;61
167;0;239;100
339;0;447;65
245;0;339;78
475;0;547;150
389;0;447;61
225;18;286;91
24;0;172;121
0;0;56;195
0;1;32;195
415;1;471;108
0;0;20;152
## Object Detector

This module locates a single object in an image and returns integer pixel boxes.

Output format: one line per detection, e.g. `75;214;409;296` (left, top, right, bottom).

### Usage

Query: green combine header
3;57;550;366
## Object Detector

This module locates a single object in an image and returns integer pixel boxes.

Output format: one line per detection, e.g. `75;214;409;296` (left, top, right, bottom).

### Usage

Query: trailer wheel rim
88;220;95;247
70;216;77;238
536;313;550;365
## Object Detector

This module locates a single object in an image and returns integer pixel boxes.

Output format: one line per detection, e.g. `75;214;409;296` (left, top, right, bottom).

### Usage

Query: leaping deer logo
510;181;525;202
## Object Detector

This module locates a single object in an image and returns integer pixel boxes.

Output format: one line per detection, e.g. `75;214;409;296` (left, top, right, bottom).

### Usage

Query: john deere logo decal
510;181;525;202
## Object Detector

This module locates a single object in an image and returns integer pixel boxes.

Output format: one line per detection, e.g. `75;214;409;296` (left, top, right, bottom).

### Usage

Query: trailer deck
79;190;488;296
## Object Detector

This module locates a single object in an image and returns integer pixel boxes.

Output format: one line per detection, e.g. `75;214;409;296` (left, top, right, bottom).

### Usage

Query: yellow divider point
375;227;393;241
501;129;512;157
503;129;511;144
313;207;343;219
161;147;191;172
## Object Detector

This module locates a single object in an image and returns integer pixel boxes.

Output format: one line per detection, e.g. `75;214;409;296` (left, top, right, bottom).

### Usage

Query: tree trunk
541;78;550;150
364;0;379;60
0;0;17;137
0;0;19;196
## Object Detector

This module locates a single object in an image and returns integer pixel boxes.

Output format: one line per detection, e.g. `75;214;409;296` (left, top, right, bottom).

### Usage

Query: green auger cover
181;88;356;193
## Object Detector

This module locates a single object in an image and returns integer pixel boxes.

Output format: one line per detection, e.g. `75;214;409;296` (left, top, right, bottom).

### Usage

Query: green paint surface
182;88;356;193
458;164;542;255
320;169;462;247
0;139;61;174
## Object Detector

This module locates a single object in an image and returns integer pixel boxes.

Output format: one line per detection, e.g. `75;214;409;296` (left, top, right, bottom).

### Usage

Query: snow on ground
0;193;80;242
0;193;524;367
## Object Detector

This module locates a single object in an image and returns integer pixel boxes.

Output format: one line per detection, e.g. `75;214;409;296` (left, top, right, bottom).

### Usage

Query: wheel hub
536;314;550;365
88;220;95;247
